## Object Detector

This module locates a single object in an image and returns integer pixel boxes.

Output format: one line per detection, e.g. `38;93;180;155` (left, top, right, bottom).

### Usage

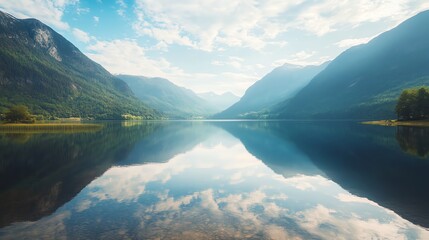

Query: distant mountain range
215;62;329;118
273;10;429;119
0;11;157;119
197;91;240;112
118;75;233;119
1;9;428;120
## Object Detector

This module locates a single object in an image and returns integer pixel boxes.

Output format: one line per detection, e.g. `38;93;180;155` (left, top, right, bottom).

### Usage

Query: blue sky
1;0;428;96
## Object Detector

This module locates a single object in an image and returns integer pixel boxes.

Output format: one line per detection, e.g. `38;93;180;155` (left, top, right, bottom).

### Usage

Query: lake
0;121;428;239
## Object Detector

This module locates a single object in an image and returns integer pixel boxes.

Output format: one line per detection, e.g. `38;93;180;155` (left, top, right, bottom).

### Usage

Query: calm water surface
0;121;428;239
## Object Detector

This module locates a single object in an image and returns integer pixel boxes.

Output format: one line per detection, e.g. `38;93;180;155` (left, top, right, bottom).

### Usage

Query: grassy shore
0;123;103;133
362;120;429;127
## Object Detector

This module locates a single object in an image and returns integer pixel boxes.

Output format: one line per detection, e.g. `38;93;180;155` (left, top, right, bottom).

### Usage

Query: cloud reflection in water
0;126;427;240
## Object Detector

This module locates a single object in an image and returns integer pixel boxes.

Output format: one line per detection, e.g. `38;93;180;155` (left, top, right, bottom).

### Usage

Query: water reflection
0;123;155;227
0;121;428;239
396;126;429;158
258;122;429;228
216;121;322;178
0;121;224;228
3;133;32;144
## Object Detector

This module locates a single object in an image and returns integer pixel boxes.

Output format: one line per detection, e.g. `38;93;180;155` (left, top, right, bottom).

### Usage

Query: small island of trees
395;86;429;121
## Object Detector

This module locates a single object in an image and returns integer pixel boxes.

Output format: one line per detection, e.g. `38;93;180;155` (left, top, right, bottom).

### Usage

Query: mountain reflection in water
0;121;428;239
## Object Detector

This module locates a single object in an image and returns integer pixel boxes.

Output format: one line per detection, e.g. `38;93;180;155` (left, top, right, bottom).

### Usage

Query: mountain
197;91;240;112
275;10;429;119
215;62;329;119
118;75;218;119
0;11;158;119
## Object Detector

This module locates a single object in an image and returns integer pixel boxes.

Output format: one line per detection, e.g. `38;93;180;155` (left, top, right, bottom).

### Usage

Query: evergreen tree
416;87;429;118
396;87;429;120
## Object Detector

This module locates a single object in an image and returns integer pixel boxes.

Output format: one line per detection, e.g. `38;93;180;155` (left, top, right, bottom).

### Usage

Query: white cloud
0;0;78;30
273;51;330;67
132;0;302;51
85;38;258;96
295;204;427;240
87;159;190;202
335;193;378;206
93;16;99;23
76;7;90;15
116;0;127;17
154;194;196;212
132;0;429;52
76;199;92;212
141;27;195;48
274;174;332;191
335;37;373;48
265;225;294;240
211;56;245;69
72;28;92;43
84;141;266;203
86;39;182;78
293;0;429;36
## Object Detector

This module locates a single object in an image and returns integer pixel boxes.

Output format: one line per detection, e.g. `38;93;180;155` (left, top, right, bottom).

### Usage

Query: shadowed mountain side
118;75;218;119
0;123;159;227
215;121;322;178
215;62;329;119
278;122;429;228
275;10;429;119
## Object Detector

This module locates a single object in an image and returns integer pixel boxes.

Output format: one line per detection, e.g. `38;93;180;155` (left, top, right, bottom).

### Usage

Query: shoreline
0;123;103;133
362;120;429;127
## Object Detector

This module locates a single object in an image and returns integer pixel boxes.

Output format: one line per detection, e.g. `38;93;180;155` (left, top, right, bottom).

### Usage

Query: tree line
396;87;429;120
1;105;35;123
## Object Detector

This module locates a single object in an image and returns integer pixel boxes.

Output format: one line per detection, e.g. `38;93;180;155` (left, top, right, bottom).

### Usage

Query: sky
0;0;428;96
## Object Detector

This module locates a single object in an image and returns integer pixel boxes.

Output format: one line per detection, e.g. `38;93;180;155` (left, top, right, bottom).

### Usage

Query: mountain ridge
274;10;429;119
0;11;158;119
215;62;329;119
118;74;219;119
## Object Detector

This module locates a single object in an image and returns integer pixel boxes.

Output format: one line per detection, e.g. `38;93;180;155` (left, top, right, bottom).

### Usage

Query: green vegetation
361;86;429;127
3;105;35;123
396;87;429;120
0;11;158;120
0;105;102;133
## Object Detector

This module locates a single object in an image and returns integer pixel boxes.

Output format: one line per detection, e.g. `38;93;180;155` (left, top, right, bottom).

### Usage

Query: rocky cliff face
0;11;158;119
